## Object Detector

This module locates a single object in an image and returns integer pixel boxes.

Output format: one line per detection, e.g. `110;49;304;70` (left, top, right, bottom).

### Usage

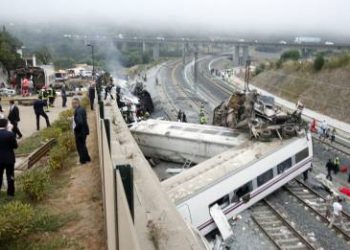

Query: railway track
252;199;316;250
285;179;350;243
201;56;350;161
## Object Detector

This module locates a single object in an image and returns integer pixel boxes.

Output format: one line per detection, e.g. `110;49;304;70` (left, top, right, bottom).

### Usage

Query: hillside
253;56;350;123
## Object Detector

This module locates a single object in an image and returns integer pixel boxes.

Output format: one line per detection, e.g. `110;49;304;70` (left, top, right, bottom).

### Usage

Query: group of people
0;91;92;199
318;119;336;143
177;110;187;123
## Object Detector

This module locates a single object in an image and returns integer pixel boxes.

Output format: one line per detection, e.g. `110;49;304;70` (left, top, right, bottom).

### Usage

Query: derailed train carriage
157;91;313;238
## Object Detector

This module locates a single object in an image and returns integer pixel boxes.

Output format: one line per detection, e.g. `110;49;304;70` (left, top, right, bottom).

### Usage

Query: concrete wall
103;103;206;250
96;106;140;250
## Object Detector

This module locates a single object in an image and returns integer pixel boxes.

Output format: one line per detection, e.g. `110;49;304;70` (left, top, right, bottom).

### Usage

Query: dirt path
47;110;106;250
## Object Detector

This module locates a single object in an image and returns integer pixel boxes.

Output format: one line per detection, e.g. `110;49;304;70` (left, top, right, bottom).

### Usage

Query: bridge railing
96;99;140;250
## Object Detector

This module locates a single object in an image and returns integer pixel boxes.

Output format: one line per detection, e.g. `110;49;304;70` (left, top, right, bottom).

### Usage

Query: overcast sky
0;0;348;36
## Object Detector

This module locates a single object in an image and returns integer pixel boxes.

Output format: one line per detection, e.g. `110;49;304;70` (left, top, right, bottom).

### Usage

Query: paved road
1;96;72;139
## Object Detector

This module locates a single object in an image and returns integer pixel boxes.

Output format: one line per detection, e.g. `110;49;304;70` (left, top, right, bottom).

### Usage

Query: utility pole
194;50;199;94
244;57;251;91
87;44;95;80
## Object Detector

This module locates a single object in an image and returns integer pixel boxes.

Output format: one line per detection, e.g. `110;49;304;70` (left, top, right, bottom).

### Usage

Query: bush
18;169;50;201
41;127;62;141
325;53;350;69
57;132;76;152
0;201;34;242
54;109;74;132
314;54;325;71
280;50;301;62
48;146;67;171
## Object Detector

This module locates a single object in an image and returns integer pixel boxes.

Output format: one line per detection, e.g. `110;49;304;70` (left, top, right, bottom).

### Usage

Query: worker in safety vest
334;157;340;174
39;87;49;112
47;86;56;107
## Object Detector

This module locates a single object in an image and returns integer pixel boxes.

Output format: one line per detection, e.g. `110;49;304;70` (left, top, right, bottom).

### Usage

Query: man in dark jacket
72;97;91;164
88;84;95;110
61;83;67;108
0;97;3;113
33;97;51;130
326;159;334;181
8;100;22;139
0;118;18;197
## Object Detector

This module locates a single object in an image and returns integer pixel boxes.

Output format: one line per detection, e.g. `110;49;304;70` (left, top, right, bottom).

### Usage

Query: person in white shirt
329;197;343;228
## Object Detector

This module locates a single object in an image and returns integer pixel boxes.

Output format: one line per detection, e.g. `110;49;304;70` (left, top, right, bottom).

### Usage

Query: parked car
0;88;16;97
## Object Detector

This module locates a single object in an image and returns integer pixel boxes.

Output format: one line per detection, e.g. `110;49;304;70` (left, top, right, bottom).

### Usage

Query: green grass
32;209;78;233
16;133;43;155
1;236;82;250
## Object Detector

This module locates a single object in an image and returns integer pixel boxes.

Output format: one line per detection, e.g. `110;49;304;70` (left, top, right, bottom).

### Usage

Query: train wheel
259;130;272;142
282;125;295;138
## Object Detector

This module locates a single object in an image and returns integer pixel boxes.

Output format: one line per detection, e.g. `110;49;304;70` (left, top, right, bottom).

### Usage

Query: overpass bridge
113;36;350;66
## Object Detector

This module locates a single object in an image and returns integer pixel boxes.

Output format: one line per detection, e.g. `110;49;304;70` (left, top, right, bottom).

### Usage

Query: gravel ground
268;189;350;250
227;210;277;250
142;58;350;249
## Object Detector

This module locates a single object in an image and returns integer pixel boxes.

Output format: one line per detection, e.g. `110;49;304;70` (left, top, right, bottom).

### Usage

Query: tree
313;54;325;71
36;47;52;65
0;29;24;74
280;50;301;62
314;54;325;71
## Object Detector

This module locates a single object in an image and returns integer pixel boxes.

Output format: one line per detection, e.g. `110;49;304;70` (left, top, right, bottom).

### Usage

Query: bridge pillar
153;43;160;60
142;41;146;55
121;41;128;52
194;51;199;92
234;45;240;66
182;42;186;65
242;46;250;66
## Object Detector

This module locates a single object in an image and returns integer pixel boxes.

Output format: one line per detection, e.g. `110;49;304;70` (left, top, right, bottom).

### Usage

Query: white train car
162;131;313;235
130;119;249;164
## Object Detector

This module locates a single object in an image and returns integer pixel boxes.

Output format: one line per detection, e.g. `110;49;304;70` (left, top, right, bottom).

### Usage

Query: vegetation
0;105;87;249
280;50;301;62
0;201;34;242
35;46;53;65
0;26;24;75
313;54;325;71
18;169;51;201
325;53;350;69
16;132;43;155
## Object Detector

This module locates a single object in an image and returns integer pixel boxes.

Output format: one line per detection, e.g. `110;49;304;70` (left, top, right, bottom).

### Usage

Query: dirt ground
47;111;106;250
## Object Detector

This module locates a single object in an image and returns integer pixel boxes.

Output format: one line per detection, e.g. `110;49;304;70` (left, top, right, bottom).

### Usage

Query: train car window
209;194;230;209
184;127;199;132
277;158;292;174
295;148;309;163
221;132;240;137
257;169;273;187
202;130;218;135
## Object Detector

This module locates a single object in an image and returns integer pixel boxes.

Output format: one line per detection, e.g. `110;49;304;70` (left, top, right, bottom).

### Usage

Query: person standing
328;197;343;228
0;118;18;198
326;159;334;181
0;97;3;113
104;83;114;100
72;97;91;164
8;100;22;139
88;84;95;110
334;157;340;174
33;97;51;131
61;83;67;108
